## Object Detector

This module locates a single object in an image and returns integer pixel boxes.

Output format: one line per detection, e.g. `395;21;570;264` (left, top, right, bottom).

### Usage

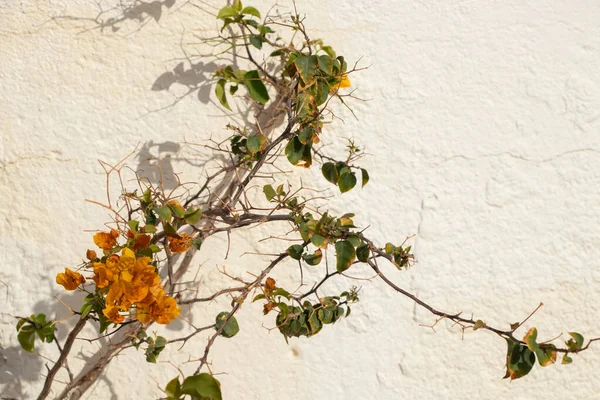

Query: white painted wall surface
2;0;600;399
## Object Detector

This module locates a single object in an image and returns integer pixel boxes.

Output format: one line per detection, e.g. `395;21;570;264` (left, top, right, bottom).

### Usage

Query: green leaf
169;202;185;218
18;330;35;353
43;323;55;343
263;184;276;201
145;336;167;363
278;302;289;320
215;312;240;338
249;35;263;50
523;327;557;367
184;208;203;225
98;313;111;334
163;222;179;237
149;244;161;253
155;336;167;348
297;126;314;144
504;338;536;380
181;373;222;400
80;302;93;319
287;244;304;260
165;377;182;400
215;79;231;111
156;206;172;221
285;136;304;165
346;235;361;247
243;70;269;104
562;354;573;365
385;243;396;254
192;237;203;250
128;220;139;232
566;332;584;351
252;293;266;302
318;55;333;75
143;224;156;233
321;45;336;58
315;80;329;106
338;171;357;193
246;134;266;154
356;243;370;262
472;320;486;331
233;0;242;12
294;55;318;84
361;168;369;187
335;240;356;272
33;314;47;326
142;189;152;204
217;6;237;19
272;288;291;299
241;6;261;18
303;249;323;265
310;234;328;249
322;162;339;184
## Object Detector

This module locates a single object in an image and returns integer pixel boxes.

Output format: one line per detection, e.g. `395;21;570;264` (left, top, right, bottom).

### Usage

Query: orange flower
86;249;97;260
139;284;165;305
135;303;153;323
152;294;181;325
124;282;149;304
103;306;124;324
106;280;131;311
133;234;151;251
92;262;113;288
105;248;136;282
56;268;85;290
168;233;192;253
93;231;117;250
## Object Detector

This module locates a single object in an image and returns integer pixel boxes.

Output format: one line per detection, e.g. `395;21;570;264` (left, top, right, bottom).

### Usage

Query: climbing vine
15;1;598;399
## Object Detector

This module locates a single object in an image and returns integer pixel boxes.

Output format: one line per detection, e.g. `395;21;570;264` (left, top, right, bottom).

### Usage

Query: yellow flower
56;268;85;290
330;74;351;92
93;231;117;250
168;233;192;253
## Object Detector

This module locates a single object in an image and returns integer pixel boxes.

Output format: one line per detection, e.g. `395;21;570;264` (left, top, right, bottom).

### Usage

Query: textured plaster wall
2;0;600;399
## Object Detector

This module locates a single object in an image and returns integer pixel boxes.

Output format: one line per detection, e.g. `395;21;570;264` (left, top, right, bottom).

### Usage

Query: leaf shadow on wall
152;60;219;107
0;291;90;399
50;0;178;35
136;141;183;191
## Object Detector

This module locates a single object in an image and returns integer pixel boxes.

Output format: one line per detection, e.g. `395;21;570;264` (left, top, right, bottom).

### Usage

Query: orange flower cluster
55;229;181;326
94;248;180;325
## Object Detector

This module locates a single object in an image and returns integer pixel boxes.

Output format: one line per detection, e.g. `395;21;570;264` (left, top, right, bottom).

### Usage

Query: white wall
2;0;600;398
